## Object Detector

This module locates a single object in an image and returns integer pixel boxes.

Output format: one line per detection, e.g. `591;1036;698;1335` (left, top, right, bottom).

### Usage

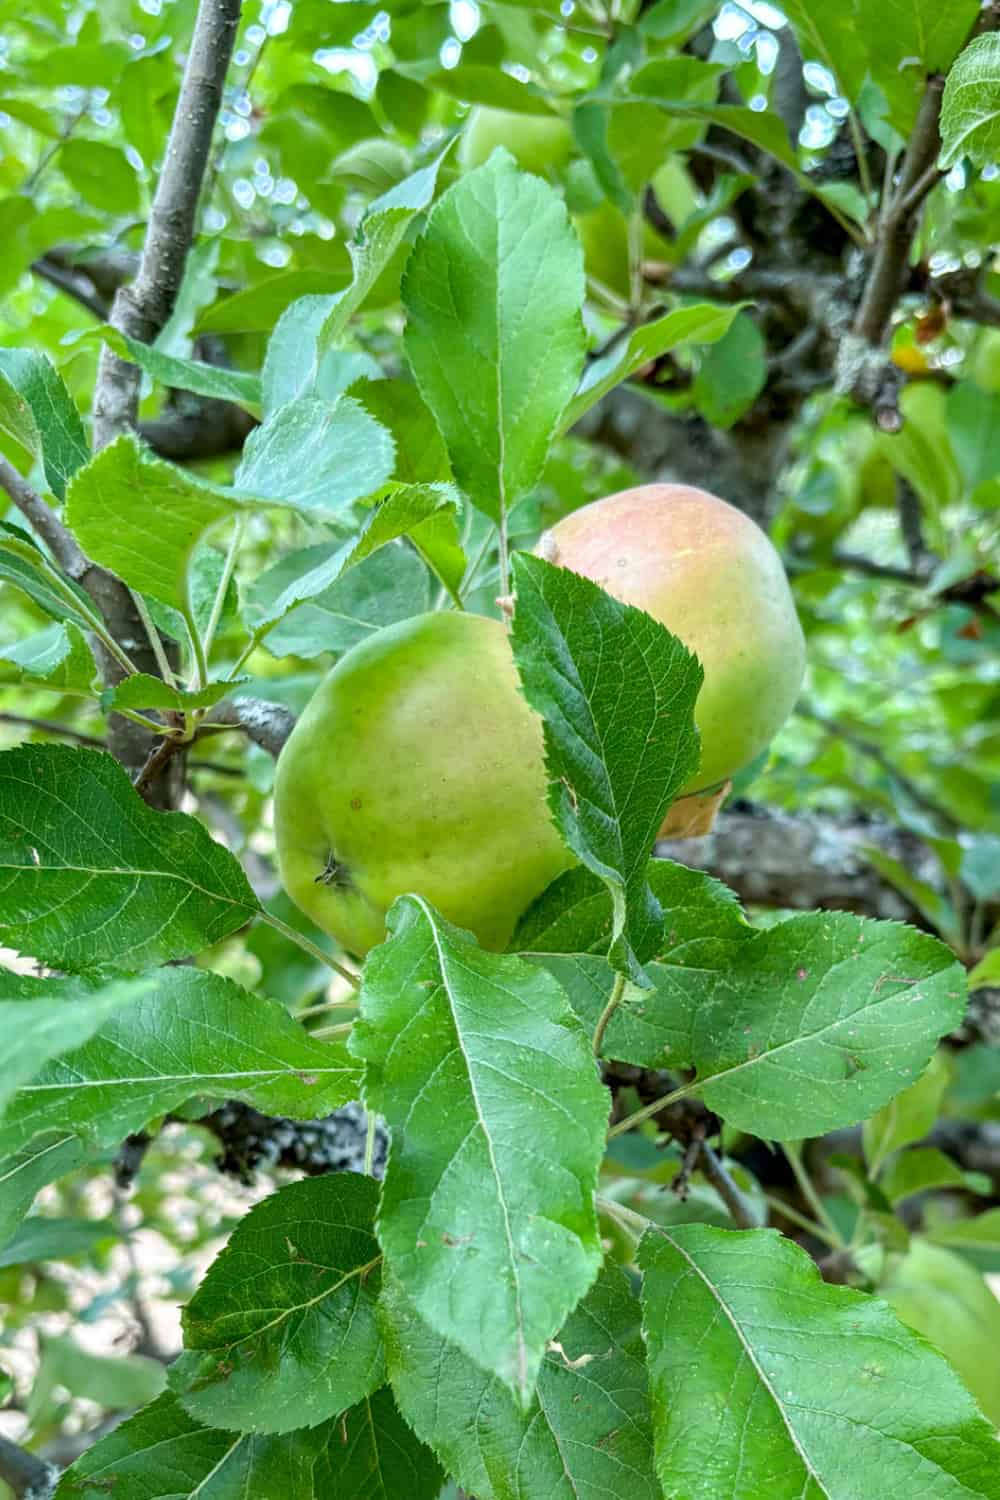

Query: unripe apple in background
539;483;806;800
273;612;575;958
458;107;573;176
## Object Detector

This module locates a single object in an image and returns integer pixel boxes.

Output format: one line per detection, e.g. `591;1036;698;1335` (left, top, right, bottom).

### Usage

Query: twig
92;0;243;449
896;476;932;576
0;712;105;748
592;971;626;1058
31;256;108;320
201;696;297;758
698;1142;757;1230
0;456;87;577
0;1437;57;1500
831;550;922;584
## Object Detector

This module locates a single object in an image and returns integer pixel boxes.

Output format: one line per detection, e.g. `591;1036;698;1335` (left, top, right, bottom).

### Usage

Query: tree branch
30;257;108;320
93;0;242;449
202;697;297;759
0;1437;57;1500
0;456;87;577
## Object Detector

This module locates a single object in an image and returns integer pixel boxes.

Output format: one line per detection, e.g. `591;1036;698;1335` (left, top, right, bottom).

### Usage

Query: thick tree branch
93;0;242;448
657;806;937;922
0;1437;57;1500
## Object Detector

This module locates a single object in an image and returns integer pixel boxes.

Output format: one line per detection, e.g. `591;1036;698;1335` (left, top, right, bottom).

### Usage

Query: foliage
1;0;1000;1497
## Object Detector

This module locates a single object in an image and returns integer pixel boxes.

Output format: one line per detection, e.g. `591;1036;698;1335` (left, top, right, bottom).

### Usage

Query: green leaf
949;383;1000;489
880;1238;1000;1427
692;311;767;429
0;1134;89;1248
55;1389;443;1500
0;969;155;1120
0;348;89;499
0;97;61;136
510;553;702;980
383;1264;660;1500
0;967;360;1156
881;1147;968;1204
350;381;451;484
942;37;1000;167
169;1175;383;1434
0;1214;112;1269
245;540;431;660
638;1223;1000;1498
968;949;1000;989
926;1207;1000;1252
232;398;395;516
60;139;141;215
563;303;743;429
429;64;556;113
319;152;449;354
196;268;353;336
0;521;96;626
91;327;262;411
869;0;980;135
66;435;237;612
0;743;259;973
403;149;585;523
30;1334;165;1417
262;296;375;413
863;1051;950;1176
350;895;607;1404
101;674;240;714
0;622;98;696
776;2;869;108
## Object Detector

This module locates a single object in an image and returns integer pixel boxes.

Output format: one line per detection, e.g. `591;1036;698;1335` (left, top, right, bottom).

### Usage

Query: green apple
539;483;805;802
273;611;575;957
458;107;573;176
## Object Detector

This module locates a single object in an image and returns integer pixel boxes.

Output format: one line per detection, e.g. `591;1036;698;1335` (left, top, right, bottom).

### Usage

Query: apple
458;107;573;177
539;483;805;799
273;611;575;957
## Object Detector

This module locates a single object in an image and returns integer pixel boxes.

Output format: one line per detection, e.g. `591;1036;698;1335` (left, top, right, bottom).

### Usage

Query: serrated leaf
262;295;377;413
0;967;360;1155
169;1175;383;1434
510;553;702;980
429;64;556;113
350;895;607;1404
350;381;451;484
91;326;261;411
638;1223;1000;1499
0;622;98;696
0;1134;89;1248
776;1;869;108
647;913;963;1137
383;1263;659;1500
0;349;89;499
318;151;448;354
66;434;237;611
232;397;394;516
101;674;240;714
55;1389;442;1500
0;969;155;1119
0;743;259;972
244;482;462;647
563;303;743;429
941;35;1000;168
403;149;585;523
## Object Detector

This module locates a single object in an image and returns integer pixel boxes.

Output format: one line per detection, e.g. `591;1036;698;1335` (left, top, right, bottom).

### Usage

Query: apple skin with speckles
274;611;575;958
539;483;806;803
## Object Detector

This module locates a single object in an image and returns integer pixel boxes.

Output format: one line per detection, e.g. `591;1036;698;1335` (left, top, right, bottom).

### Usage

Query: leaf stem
596;1194;650;1245
364;1108;378;1176
606;1079;697;1140
202;514;245;661
257;909;360;988
186;609;210;694
497;510;510;600
764;1193;841;1251
592;970;626;1057
781;1141;846;1250
130;588;176;688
